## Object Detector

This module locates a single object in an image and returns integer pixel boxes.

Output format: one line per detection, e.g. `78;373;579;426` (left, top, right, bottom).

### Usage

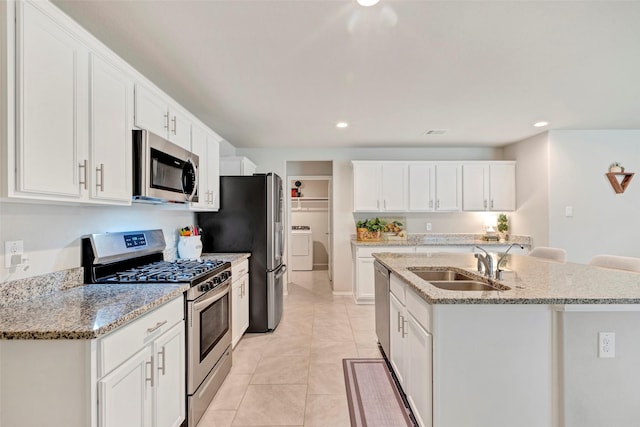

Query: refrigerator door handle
274;264;287;279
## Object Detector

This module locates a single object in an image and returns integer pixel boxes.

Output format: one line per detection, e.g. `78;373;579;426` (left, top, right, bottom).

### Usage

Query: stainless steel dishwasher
374;260;390;358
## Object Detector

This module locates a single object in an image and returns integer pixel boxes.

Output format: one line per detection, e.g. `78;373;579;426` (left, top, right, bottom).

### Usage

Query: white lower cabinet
353;246;415;304
387;273;552;427
98;346;153;427
0;297;185;427
389;274;433;427
98;299;186;427
231;259;250;348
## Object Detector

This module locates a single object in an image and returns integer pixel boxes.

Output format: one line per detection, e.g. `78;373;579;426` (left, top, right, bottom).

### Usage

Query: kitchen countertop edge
374;252;640;306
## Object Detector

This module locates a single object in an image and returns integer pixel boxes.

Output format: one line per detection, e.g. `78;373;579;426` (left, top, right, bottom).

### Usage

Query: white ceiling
52;0;640;149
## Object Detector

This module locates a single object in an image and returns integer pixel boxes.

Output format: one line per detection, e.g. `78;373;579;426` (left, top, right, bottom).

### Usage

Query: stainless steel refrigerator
197;173;286;332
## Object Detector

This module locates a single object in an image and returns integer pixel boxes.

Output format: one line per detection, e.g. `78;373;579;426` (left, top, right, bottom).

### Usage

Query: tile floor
197;270;380;427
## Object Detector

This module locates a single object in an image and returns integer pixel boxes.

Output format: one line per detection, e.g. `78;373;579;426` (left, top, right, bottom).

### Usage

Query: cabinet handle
402;318;408;338
146;356;155;387
164;113;170;131
484;200;487;209
397;311;402;333
209;190;214;205
437;200;440;209
158;346;166;376
172;116;177;135
96;164;104;192
78;160;88;190
490;200;494;209
377;200;380;209
147;320;167;333
383;200;387;209
429;200;433;209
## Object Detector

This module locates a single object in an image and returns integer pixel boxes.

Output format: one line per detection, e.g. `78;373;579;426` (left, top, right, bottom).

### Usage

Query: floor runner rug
343;358;414;427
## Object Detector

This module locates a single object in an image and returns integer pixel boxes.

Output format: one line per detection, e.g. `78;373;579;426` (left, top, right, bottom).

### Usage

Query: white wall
562;310;640;427
503;132;550;247
0;201;194;282
548;130;640;263
238;146;504;294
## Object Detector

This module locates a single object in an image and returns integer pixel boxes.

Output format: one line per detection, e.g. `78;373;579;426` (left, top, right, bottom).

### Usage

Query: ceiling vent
425;129;448;135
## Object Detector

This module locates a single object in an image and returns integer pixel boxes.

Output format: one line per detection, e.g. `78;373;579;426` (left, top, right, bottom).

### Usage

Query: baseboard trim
332;291;352;296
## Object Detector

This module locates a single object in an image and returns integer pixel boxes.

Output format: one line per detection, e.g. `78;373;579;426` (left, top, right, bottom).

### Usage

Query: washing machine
291;226;313;271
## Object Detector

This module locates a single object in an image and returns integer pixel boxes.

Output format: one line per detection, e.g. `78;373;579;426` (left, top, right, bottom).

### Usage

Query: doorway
286;161;333;282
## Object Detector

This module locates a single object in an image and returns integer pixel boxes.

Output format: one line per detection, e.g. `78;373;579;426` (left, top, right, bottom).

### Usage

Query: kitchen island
374;252;640;427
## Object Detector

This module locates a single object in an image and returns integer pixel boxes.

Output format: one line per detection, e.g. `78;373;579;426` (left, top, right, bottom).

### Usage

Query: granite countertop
0;283;188;340
374;252;640;305
352;233;531;247
203;253;251;265
0;253;249;340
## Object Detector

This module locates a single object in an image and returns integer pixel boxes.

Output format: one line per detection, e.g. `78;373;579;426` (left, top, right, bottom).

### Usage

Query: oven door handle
193;283;229;312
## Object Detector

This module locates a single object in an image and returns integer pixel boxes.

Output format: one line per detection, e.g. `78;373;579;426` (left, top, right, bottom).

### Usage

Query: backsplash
0;202;194;283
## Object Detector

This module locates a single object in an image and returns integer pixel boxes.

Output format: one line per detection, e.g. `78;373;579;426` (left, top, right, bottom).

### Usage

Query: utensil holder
178;235;203;260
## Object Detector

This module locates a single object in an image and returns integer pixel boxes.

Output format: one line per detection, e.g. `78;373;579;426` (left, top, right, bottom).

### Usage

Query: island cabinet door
98;346;153;427
389;292;406;387
405;312;433;427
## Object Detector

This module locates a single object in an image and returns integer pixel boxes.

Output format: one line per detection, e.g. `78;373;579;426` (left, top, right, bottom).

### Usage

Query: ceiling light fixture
336;122;349;129
533;121;549;128
357;0;380;7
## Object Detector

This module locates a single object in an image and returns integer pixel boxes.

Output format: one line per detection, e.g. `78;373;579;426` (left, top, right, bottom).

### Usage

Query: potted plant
609;162;624;173
356;218;386;241
497;213;509;242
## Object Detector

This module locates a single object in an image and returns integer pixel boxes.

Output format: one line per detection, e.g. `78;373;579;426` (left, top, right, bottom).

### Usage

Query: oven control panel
189;267;232;300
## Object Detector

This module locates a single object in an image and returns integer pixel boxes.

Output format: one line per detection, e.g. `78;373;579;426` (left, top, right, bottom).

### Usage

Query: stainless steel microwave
132;129;199;203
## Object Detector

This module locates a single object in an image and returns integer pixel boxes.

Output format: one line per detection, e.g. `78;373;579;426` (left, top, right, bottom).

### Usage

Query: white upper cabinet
434;163;461;211
134;84;192;151
89;53;133;203
16;0;88;199
15;1;132;205
408;163;435;211
190;125;220;211
462;162;516;211
381;163;408;211
408;162;460;212
220;156;257;176
352;162;408;212
353;162;382;211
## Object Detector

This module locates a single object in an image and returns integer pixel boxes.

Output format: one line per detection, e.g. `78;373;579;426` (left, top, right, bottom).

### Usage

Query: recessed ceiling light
357;0;380;6
336;122;349;129
533;121;549;128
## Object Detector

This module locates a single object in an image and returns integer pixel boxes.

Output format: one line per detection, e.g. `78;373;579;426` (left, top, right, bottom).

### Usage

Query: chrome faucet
496;243;525;279
474;246;494;278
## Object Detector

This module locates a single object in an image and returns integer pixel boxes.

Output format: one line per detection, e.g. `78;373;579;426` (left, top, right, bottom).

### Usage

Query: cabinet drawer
358;246;415;258
232;259;249;279
390;273;406;303
98;297;184;377
406;287;432;332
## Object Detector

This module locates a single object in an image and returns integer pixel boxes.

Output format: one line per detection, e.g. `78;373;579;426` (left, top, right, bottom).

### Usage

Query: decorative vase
178;235;203;260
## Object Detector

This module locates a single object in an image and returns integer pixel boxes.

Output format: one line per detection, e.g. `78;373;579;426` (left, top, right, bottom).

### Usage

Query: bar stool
528;246;567;263
588;255;640;273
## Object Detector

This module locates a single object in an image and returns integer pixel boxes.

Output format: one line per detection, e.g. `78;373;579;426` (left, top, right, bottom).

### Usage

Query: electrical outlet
598;332;615;358
565;206;573;217
5;240;24;268
426;223;432;231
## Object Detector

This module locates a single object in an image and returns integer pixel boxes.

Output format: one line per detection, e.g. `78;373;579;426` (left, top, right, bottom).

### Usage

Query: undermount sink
407;268;511;292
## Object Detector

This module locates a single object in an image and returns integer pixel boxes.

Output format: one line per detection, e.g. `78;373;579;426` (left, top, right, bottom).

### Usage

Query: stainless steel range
82;229;232;427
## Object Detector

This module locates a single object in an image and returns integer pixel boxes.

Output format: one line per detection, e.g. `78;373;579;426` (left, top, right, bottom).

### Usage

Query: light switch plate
565;206;573;217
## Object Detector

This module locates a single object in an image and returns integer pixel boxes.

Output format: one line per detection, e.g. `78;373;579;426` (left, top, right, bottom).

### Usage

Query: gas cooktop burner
100;259;226;283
